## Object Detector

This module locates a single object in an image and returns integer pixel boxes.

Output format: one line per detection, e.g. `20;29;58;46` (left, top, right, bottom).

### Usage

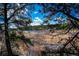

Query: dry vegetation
0;29;79;56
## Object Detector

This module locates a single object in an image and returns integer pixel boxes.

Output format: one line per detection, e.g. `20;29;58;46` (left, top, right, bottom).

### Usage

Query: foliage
17;23;68;30
9;31;21;41
57;23;68;29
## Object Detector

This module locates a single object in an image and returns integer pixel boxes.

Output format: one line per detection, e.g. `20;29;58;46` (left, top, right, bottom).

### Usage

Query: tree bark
4;3;13;56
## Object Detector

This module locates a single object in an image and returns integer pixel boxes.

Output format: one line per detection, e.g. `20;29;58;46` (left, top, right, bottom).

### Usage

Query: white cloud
30;22;40;26
25;8;28;12
34;11;38;14
9;23;17;29
30;17;43;26
7;9;14;18
17;3;20;7
76;14;79;19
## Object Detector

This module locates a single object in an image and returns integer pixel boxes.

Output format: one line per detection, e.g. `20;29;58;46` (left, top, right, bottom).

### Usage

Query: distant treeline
16;23;68;30
0;23;68;31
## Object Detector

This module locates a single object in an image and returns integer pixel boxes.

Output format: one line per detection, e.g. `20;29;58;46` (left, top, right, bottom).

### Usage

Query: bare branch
7;4;27;21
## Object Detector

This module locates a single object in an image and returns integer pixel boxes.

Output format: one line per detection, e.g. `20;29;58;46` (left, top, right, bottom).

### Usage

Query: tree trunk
4;3;13;56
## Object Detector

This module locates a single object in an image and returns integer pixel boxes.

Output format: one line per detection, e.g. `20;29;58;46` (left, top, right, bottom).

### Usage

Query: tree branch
7;4;27;21
60;11;79;22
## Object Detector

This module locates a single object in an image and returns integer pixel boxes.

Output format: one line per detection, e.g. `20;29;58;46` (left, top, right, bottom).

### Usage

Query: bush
9;31;21;41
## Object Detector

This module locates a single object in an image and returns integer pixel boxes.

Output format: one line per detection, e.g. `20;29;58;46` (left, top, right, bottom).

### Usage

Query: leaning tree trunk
4;3;13;56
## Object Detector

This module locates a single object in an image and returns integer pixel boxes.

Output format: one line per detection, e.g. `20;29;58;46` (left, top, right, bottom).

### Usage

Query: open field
0;29;79;56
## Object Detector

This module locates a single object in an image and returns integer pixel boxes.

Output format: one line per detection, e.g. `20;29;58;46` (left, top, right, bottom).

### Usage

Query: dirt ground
0;29;79;56
23;29;78;44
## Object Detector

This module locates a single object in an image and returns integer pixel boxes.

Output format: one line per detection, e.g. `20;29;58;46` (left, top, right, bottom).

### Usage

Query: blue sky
0;4;79;27
30;4;45;26
30;4;68;26
29;4;79;26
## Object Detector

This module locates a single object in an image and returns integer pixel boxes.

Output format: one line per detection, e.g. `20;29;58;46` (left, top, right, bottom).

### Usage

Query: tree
4;3;13;55
39;3;79;31
0;3;33;55
38;3;79;55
